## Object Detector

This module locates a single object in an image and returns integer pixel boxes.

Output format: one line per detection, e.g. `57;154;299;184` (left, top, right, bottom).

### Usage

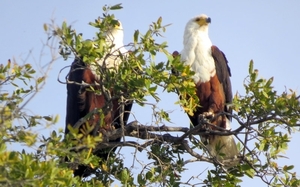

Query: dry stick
119;95;125;142
182;140;212;163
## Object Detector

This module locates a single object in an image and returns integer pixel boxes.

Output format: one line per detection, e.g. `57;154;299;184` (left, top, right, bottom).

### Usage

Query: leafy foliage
0;4;299;187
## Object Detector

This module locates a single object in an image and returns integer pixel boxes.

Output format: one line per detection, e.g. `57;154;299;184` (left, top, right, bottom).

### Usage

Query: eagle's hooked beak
206;17;211;24
114;21;121;29
195;15;211;27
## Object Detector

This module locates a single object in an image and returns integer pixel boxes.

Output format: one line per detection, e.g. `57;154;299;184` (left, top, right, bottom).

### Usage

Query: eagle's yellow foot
199;112;214;120
198;112;214;130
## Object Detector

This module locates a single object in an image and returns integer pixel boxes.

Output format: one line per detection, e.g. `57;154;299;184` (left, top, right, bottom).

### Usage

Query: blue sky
1;1;300;186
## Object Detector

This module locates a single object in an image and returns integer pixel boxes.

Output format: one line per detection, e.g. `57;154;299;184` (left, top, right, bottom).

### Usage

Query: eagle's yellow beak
195;16;211;27
114;21;121;29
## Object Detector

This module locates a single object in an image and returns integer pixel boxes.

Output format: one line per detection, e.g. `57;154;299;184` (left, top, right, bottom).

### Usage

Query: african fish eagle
65;20;132;177
175;14;238;162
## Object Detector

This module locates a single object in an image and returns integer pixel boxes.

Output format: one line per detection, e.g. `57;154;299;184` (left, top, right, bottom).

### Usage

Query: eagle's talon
199;112;214;121
204;112;214;118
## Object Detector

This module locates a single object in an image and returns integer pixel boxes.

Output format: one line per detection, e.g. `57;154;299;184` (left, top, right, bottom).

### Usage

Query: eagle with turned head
173;14;239;163
65;20;132;177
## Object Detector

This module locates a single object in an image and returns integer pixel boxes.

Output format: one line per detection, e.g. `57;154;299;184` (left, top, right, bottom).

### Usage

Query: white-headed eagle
173;14;238;162
65;20;132;177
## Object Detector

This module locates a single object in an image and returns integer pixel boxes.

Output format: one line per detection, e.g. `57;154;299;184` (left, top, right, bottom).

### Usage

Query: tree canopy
1;4;300;187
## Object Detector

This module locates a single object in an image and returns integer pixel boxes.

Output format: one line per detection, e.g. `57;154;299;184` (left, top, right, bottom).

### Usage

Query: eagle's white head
105;20;126;53
91;20;127;77
185;14;211;34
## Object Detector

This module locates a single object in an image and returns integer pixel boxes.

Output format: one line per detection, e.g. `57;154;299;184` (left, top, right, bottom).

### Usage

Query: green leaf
43;23;48;32
110;3;123;10
157;16;162;25
249;59;253;74
137;174;146;185
43;116;52;121
283;165;294;171
120;168;129;182
266;77;274;87
146;171;153;180
134;30;139;44
37;76;45;84
244;168;255;178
